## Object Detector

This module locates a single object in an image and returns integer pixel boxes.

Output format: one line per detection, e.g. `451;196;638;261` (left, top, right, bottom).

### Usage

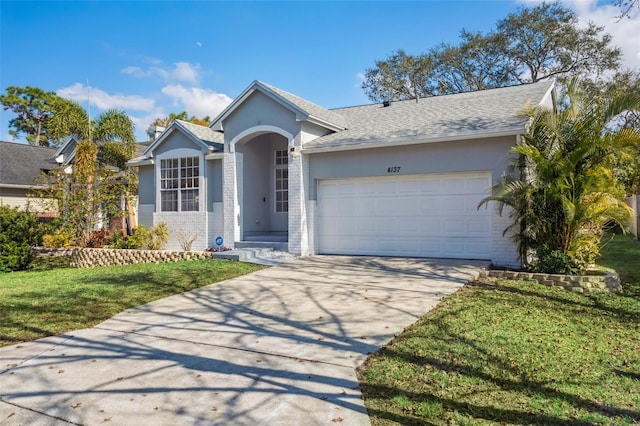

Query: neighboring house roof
209;80;348;132
52;136;78;166
134;142;151;157
0;141;57;188
302;81;555;151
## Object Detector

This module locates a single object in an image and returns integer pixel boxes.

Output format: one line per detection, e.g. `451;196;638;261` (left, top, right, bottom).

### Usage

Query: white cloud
57;83;155;112
129;108;167;141
161;84;232;118
517;0;640;70
196;41;202;48
121;62;201;85
355;72;365;88
565;0;640;70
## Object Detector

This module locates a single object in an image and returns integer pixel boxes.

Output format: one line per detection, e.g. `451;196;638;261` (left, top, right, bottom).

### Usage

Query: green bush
0;205;42;272
124;222;169;250
42;229;73;248
531;245;579;275
108;232;133;249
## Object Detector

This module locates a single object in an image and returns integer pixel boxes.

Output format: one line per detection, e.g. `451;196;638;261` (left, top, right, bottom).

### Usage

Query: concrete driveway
0;256;487;425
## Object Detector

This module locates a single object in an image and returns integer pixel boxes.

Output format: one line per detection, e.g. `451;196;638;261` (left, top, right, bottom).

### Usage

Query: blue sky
1;0;638;143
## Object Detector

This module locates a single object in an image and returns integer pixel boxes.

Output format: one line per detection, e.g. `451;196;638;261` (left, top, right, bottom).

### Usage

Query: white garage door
317;172;492;259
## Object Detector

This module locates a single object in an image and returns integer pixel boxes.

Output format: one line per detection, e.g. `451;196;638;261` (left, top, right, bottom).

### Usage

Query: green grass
599;233;640;297
359;235;640;425
0;259;262;347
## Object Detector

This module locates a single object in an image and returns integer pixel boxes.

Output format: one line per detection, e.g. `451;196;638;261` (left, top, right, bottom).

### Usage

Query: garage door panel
468;177;491;192
468;219;491;233
443;196;466;213
444;178;467;193
317;173;491;259
420;220;442;234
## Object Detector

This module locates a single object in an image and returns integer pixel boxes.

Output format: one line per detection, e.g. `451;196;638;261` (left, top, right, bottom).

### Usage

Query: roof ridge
331;80;555;111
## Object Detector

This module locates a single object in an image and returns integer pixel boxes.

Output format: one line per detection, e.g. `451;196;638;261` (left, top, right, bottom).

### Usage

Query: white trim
53;136;78;158
127;157;154;166
228;125;294;153
144;120;211;157
305;115;345;132
205;153;224;160
0;183;47;189
274;149;288;214
301;129;523;154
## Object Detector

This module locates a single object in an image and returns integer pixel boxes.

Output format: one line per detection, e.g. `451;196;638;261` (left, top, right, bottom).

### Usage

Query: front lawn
0;259;262;347
359;234;640;425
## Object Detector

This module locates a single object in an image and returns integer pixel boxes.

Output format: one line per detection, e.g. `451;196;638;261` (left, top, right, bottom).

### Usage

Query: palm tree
40;106;137;246
480;78;640;272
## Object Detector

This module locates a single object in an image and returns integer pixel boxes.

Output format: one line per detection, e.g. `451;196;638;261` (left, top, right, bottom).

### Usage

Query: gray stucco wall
223;91;301;144
137;165;155;206
307;136;516;199
206;158;223;206
301;122;332;143
154;132;203;156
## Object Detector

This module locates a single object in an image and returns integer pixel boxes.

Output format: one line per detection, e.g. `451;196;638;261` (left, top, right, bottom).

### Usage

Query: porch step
211;247;293;266
234;241;288;251
243;232;288;243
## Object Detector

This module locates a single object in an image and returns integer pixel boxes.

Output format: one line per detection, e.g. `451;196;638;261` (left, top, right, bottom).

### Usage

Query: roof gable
143;120;224;158
209;81;347;133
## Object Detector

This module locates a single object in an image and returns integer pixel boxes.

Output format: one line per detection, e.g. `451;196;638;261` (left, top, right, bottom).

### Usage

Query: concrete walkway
0;256;487;425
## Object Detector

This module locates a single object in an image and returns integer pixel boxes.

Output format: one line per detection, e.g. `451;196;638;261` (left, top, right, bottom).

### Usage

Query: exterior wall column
222;151;240;248
288;134;310;256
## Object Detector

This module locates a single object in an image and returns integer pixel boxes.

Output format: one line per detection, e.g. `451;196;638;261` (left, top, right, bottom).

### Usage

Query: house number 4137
387;166;401;174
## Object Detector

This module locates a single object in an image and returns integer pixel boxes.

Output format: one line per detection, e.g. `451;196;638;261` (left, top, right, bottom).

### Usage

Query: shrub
127;223;169;250
531;245;579;275
108;232;132;249
86;228;111;248
42;229;73;248
0;205;41;272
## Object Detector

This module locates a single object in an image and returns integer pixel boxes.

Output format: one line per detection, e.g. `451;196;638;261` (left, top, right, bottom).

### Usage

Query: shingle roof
0;142;56;186
134;142;151;157
303;81;554;150
175;120;224;151
256;81;348;130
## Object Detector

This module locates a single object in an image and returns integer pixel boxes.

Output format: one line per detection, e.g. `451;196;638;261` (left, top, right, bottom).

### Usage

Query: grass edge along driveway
358;234;640;426
0;259;263;347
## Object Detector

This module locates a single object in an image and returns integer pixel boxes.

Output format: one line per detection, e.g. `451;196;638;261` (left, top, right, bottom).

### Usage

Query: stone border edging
479;269;621;293
68;248;212;268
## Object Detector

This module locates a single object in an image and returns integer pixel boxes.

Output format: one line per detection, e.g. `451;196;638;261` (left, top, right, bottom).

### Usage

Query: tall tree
361;2;621;102
497;2;621;85
33;108;137;245
479;78;640;272
0;86;89;147
430;30;516;95
615;0;639;19
0;86;56;146
361;50;434;102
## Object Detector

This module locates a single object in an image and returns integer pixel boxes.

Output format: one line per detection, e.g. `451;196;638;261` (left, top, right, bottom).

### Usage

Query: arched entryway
235;132;289;242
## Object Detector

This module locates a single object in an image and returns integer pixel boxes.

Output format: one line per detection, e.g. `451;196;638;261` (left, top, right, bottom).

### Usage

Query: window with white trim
274;149;288;213
160;157;199;212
